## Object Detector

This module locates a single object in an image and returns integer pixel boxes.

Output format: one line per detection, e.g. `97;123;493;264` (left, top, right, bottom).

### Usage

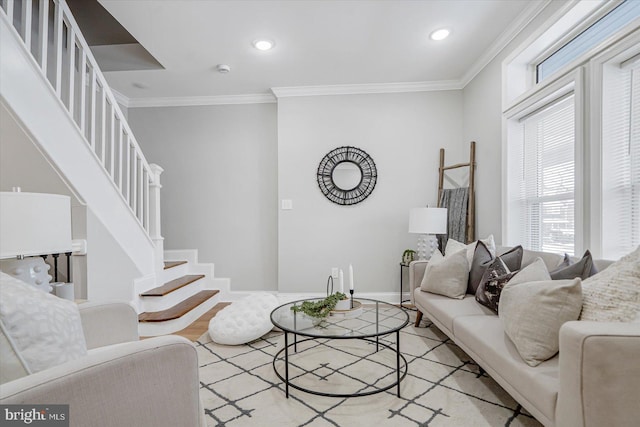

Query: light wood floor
171;302;230;341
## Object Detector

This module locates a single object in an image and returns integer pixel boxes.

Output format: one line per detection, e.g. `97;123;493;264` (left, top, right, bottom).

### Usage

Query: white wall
277;92;464;293
462;1;568;244
128;103;278;291
0;102;76;197
461;59;504;243
85;208;141;301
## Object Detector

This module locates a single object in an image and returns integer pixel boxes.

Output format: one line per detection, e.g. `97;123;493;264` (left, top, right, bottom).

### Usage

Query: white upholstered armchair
0;301;205;427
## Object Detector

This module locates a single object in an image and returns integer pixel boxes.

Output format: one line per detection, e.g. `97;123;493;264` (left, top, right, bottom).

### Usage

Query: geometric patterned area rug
197;312;543;427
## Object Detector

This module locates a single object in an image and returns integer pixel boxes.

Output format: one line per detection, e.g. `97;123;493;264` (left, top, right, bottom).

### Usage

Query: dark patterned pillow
550;250;598;280
475;257;518;313
468;244;524;295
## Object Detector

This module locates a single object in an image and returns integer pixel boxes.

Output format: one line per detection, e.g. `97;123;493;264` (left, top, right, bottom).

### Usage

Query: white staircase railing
0;0;156;237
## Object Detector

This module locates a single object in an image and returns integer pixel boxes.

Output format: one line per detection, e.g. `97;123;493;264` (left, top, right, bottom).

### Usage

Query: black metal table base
273;330;407;399
399;263;417;311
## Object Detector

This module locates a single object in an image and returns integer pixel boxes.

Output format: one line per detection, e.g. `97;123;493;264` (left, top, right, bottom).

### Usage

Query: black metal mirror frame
316;146;377;205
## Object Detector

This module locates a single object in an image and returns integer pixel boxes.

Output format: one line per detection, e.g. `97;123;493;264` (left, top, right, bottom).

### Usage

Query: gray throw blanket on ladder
438;187;469;249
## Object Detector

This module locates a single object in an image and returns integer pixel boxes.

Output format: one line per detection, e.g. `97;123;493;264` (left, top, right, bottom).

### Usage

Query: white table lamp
0;190;72;292
409;207;447;260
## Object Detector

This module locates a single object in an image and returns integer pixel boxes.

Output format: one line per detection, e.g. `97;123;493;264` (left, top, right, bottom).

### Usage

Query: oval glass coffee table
270;298;409;398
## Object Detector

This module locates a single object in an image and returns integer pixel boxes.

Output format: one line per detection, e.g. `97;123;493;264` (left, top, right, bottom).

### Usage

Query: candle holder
349;289;354;309
326;276;334;297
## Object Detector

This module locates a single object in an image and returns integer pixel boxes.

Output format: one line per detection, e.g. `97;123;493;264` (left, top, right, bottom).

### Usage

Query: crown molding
124;93;276;108
460;0;550;86
110;89;131;108
271;80;464;98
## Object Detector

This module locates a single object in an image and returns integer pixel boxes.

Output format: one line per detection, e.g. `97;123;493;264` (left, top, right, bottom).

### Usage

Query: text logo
0;405;68;426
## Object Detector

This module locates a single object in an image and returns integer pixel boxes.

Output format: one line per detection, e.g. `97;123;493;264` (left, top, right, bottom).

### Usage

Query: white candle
339;269;344;293
349;264;354;291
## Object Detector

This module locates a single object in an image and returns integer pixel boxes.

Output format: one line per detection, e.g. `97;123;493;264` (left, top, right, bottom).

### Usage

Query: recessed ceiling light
430;28;450;41
253;39;275;51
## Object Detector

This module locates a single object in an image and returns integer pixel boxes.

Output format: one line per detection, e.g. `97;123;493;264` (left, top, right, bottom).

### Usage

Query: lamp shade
0;192;72;258
408;207;447;234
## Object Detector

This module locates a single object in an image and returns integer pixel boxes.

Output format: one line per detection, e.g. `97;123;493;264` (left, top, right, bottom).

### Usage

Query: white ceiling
98;0;543;102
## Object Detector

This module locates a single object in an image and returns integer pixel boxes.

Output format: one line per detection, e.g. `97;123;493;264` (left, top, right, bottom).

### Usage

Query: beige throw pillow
580;245;640;322
508;257;551;285
420;249;469;299
499;278;582;367
475;257;550;313
445;239;467;257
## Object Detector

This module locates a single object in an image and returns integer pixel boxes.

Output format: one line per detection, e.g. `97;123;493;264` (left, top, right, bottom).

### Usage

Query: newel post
149;163;164;272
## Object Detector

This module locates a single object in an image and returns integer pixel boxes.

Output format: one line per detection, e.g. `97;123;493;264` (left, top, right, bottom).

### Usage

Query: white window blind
602;61;640;259
517;95;576;255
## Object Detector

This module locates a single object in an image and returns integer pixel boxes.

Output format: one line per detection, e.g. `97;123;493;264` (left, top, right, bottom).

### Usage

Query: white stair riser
187;263;215;280
160;263;190;283
162;250;215;278
163;249;198;265
138;293;220;337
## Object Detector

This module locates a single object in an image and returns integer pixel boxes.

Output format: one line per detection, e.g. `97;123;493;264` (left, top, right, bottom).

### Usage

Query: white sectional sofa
409;247;640;427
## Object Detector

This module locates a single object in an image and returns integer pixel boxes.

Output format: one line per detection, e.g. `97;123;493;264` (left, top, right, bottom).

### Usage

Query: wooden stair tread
138;290;219;322
140;274;205;297
164;260;187;270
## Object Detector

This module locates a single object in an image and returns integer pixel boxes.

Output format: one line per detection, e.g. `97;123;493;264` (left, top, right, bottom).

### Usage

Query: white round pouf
208;293;279;345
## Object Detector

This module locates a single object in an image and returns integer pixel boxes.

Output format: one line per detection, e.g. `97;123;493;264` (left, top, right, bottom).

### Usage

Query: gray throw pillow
550;250;598;280
445;236;497;268
467;241;493;294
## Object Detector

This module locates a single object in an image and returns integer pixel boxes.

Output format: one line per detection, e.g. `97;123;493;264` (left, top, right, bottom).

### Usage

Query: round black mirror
317;146;377;205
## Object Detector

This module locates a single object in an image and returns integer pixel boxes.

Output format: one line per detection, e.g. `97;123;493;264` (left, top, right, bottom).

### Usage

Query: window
514;95;576;255
505;0;640;260
602;58;640;259
536;0;640;83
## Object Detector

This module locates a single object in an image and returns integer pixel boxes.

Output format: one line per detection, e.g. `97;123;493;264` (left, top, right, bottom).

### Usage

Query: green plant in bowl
402;249;416;264
291;292;347;319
